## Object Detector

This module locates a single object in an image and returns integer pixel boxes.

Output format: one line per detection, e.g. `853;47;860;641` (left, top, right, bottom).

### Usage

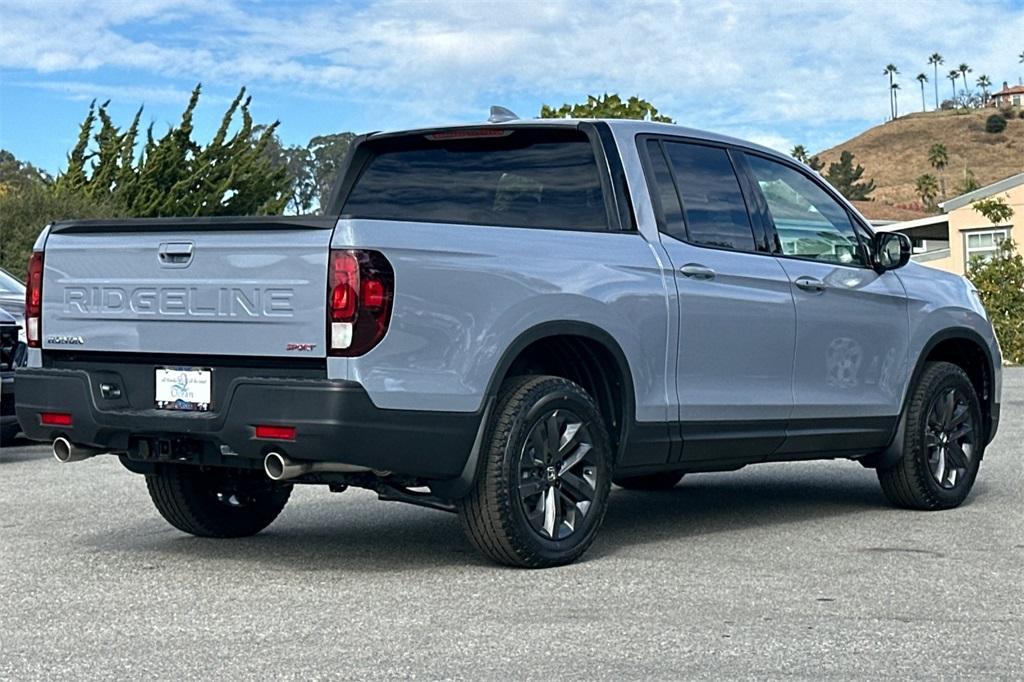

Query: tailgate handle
158;242;194;267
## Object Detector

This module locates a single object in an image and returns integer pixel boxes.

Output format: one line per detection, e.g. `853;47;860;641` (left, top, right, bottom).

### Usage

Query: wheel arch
429;321;638;499
869;327;997;470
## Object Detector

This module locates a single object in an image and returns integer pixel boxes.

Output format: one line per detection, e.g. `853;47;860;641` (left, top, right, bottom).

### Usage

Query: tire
613;470;685;490
878;361;984;510
146;464;292;538
457;375;613;568
0;423;18;447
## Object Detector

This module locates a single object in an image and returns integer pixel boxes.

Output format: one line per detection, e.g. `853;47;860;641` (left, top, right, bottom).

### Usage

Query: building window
965;229;1009;264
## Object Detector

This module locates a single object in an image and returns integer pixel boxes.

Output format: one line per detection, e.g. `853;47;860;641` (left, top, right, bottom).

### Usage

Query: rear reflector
40;412;72;426
255;425;296;441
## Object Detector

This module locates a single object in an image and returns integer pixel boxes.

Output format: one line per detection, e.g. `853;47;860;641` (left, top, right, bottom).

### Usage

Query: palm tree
916;73;928;112
929;143;949;198
928;53;944;109
948;70;960;105
1019;50;1023;63
977;74;992;103
790;145;809;164
915;173;940;208
891;82;901;118
958;63;973;95
884;63;899;119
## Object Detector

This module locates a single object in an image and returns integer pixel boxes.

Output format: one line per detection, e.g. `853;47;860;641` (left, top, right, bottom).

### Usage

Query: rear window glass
341;129;608;231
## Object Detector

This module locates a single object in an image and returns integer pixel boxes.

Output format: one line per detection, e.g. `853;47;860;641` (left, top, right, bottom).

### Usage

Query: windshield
0;269;25;295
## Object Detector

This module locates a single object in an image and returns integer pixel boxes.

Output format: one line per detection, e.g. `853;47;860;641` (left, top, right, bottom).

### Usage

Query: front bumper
14;367;480;480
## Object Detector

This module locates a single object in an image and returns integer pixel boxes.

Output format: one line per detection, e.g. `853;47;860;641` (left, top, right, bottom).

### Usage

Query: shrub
0;185;121;277
969;239;1024;365
986;114;1007;133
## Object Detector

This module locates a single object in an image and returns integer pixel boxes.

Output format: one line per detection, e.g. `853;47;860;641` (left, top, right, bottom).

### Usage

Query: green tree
0;149;51;193
973;196;1015;225
54;84;291;217
307;132;357;211
928;143;949;198
968;238;1024;364
0;184;121;274
891;82;901;118
884;64;899;119
928;53;944;109
916;73;928;112
914;173;939;208
958;63;973;95
824;151;876;200
976;74;992;103
958;167;980;194
540;94;673;122
947;70;960;103
790;145;809;164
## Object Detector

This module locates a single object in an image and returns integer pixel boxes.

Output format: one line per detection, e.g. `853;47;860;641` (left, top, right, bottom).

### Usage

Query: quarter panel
331;219;674;420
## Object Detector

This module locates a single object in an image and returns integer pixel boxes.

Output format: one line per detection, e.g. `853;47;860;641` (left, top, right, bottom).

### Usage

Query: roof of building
991;84;1024;96
939;171;1024;211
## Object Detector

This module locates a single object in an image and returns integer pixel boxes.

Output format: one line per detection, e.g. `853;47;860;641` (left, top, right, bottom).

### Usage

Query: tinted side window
342;129;608;231
644;140;685;239
662;142;756;251
746;154;865;266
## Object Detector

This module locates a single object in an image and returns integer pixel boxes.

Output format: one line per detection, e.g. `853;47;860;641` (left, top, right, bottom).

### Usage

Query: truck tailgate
40;218;334;358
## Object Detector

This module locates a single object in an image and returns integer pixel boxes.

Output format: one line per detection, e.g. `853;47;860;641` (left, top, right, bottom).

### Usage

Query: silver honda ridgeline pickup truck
16;118;1001;567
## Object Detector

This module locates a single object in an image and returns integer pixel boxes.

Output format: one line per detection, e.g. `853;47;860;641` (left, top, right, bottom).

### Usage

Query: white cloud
3;0;1023;149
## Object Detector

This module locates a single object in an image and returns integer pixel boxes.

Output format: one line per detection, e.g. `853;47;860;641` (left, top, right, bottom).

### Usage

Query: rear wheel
878;361;983;510
146;464;292;538
613;470;685;490
458;375;612;568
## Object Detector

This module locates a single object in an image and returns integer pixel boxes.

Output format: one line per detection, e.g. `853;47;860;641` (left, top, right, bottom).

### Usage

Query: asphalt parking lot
1;370;1021;680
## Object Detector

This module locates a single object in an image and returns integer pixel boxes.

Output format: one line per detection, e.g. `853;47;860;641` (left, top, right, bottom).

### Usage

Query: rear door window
661;141;757;252
342;128;609;231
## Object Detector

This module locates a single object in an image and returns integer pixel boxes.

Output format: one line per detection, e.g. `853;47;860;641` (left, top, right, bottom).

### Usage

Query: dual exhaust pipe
52;438;362;482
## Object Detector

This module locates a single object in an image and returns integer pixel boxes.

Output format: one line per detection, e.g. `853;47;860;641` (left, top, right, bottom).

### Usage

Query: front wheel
146;464;292;538
877;361;984;510
458;375;612;568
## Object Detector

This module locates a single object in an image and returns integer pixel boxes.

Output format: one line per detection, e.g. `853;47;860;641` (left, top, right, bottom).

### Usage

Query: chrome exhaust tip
264;452;311;481
263;452;371;481
52;437;103;463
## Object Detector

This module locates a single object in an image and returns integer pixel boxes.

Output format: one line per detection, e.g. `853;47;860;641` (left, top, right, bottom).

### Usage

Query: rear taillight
327;249;394;356
25;252;43;348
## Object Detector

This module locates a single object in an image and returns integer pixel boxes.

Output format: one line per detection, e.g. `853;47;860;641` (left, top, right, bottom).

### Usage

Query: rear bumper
1;371;16;428
14;367;480;480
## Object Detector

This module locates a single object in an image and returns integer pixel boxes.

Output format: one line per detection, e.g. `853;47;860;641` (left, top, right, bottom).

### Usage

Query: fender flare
429;321;637;499
868;327;997;469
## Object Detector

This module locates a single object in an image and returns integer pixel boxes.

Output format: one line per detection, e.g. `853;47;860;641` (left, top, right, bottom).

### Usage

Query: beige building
886;171;1024;274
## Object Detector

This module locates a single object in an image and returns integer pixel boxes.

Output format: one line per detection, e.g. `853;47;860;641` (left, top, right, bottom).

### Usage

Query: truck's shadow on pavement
96;465;897;571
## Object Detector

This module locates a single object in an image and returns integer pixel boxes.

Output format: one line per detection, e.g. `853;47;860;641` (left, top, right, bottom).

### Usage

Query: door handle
680;264;716;280
794;276;826;293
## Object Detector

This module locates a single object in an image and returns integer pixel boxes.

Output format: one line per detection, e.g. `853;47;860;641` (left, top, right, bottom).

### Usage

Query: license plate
155;367;212;411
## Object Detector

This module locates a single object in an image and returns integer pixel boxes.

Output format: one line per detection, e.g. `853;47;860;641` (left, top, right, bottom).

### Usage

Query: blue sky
2;0;1023;175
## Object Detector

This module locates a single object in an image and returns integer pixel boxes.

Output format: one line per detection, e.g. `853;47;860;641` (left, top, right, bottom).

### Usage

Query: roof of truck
370;117;792;165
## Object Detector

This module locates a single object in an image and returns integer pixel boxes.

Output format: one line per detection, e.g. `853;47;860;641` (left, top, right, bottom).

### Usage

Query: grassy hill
817;108;1024;213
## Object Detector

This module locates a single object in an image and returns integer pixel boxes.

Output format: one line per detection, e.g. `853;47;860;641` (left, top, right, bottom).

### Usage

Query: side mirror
874;232;912;271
